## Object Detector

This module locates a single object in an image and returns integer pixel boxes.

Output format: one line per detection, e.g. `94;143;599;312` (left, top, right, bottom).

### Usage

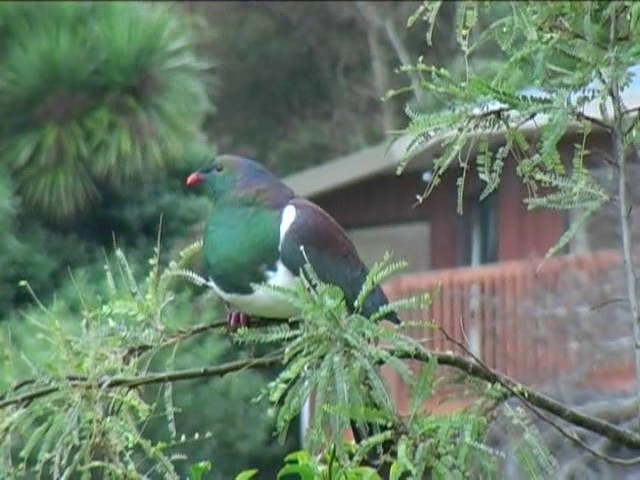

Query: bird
185;154;400;330
186;154;401;473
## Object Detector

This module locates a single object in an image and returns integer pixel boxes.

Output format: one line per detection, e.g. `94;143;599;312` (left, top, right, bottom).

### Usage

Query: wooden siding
308;161;566;271
313;171;426;229
428;172;459;269
497;167;566;261
381;250;626;415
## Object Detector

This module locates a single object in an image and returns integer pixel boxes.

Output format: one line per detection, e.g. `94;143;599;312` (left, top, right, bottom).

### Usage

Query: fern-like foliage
0;237;559;478
234;256;419;450
0;240;211;478
392;1;640;257
503;405;559;478
231;253;508;476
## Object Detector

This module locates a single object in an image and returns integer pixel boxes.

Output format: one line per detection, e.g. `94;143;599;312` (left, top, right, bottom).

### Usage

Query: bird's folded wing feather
279;197;394;320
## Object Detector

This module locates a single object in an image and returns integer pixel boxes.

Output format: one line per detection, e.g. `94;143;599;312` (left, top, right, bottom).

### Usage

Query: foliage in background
0;2;297;477
0;2;214;315
392;1;640;476
193;1;462;175
0;172;51;310
0;2;212;222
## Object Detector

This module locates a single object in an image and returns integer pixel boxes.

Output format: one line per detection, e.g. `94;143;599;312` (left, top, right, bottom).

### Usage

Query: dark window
457;192;499;266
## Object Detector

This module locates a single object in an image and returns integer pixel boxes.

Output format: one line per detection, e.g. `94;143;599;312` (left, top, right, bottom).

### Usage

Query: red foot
227;311;251;331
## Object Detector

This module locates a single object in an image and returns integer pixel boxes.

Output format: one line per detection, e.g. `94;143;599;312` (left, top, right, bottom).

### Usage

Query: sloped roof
283;140;411;198
284;65;640;198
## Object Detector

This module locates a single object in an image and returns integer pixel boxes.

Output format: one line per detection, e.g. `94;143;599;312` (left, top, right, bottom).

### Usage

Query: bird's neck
216;187;292;211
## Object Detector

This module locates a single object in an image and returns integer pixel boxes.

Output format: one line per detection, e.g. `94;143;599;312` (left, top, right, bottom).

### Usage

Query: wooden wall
496;164;566;261
313;171;427;229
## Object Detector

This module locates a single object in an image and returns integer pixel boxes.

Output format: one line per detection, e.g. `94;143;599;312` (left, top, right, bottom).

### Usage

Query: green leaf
349;466;382;479
277;463;315;480
283;450;311;464
389;462;405;480
190;461;212;480
408;354;437;420
235;469;259;480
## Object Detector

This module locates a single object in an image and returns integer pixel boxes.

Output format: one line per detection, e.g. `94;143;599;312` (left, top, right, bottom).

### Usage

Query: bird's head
186;154;294;208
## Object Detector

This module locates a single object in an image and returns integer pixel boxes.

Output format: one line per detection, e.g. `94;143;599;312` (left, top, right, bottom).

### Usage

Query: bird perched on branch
186;154;400;474
185;154;400;330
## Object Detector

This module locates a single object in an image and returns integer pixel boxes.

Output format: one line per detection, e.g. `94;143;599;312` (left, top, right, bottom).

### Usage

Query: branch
363;16;396;132
122;317;293;363
0;354;282;410
383;16;427;105
122;320;228;362
572;110;613;132
558;418;640;476
3;328;640;452
397;349;640;450
609;56;640;412
0;317;295;409
105;354;282;389
436;326;640;465
356;1;425;105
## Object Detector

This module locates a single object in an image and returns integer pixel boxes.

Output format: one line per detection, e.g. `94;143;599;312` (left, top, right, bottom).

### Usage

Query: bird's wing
279;197;398;322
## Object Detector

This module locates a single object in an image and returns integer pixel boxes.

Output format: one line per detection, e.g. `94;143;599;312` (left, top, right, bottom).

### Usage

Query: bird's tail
384;310;401;325
349;416;396;477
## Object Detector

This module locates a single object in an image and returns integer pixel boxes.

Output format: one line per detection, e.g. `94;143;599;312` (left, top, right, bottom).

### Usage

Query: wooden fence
380;250;627;414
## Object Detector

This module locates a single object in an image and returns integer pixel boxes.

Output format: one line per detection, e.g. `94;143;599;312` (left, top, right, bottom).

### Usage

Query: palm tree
0;2;213;222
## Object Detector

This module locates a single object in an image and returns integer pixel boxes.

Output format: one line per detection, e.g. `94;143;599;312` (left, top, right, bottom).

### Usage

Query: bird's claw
227;311;251;331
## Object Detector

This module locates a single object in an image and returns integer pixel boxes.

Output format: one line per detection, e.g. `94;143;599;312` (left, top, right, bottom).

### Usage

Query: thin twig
573;110;613;132
122;317;293;363
590;297;628;311
121;321;228;363
0;354;282;410
437;326;640;465
607;22;640;416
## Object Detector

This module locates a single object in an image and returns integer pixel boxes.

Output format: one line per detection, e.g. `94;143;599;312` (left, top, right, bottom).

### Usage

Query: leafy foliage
502;405;559;479
0;171;89;315
1;246;187;477
0;242;295;479
217;256;544;478
0;238;558;478
6;2;629;478
0;2;214;318
0;2;212;222
394;1;640;256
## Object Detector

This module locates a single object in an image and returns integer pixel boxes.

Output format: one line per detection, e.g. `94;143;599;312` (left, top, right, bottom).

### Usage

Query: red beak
186;172;203;187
